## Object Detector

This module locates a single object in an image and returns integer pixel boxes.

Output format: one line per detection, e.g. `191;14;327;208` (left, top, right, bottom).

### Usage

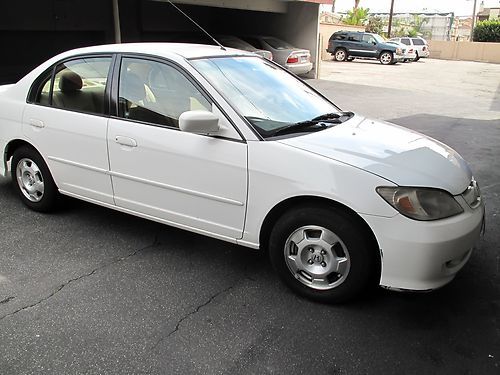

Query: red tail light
423;46;427;51
287;56;299;64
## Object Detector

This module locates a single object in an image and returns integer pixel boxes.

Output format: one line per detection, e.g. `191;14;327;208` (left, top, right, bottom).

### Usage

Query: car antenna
163;0;226;51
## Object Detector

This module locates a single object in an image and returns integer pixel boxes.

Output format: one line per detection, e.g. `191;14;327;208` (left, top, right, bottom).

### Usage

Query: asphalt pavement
0;59;499;374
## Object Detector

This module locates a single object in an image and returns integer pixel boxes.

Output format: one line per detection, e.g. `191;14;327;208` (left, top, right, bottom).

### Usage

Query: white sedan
0;43;484;303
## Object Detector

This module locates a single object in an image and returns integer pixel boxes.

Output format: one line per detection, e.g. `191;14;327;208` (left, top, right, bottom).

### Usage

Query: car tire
334;48;347;62
268;204;378;303
414;52;420;62
11;145;59;212
379;51;394;65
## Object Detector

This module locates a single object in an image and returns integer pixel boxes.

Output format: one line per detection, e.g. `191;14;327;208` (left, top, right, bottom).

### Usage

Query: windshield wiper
311;111;354;121
269;121;329;137
269;112;354;137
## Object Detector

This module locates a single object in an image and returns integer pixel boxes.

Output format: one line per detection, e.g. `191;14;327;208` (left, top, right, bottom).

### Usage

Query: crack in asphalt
0;234;159;322
152;282;238;350
0;296;15;304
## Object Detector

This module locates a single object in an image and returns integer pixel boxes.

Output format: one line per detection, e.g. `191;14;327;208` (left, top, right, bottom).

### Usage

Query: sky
322;0;500;16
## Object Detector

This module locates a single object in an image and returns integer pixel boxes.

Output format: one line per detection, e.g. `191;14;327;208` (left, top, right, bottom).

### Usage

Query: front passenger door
107;56;248;239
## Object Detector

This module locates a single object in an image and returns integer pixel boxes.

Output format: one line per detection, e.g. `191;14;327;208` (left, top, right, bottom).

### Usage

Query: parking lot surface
1;59;499;374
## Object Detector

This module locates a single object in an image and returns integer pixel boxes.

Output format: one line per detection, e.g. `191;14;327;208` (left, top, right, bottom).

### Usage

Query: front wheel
379;51;394;65
11;145;59;212
268;205;379;303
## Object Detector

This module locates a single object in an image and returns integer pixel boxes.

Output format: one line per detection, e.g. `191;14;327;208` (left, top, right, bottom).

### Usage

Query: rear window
412;38;425;45
262;37;295;50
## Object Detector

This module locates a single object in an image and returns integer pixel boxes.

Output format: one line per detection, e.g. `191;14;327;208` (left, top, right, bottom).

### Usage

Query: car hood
278;115;472;195
379;42;397;50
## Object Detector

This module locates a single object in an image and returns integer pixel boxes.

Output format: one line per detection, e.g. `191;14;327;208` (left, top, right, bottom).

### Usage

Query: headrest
121;73;146;103
59;71;83;92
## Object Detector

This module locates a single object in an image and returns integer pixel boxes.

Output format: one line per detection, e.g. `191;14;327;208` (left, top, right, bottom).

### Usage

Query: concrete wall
267;1;320;78
318;23;364;60
429;40;500;63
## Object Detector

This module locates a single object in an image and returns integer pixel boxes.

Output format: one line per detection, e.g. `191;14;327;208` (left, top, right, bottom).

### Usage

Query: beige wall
318;23;365;60
429;40;500;63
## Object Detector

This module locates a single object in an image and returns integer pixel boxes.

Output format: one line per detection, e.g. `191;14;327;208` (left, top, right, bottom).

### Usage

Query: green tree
365;16;384;34
344;7;369;26
473;20;500;42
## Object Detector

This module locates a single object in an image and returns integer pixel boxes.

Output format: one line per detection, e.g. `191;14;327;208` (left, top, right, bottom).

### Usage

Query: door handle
115;136;137;147
29;119;45;128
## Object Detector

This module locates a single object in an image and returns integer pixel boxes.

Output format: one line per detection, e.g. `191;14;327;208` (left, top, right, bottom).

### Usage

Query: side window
412;38;425;46
333;33;346;40
362;35;375;44
401;38;411;45
348;34;362;42
118;57;211;128
51;57;111;115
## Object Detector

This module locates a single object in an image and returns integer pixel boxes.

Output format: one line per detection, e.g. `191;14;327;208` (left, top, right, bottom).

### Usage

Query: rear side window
412;38;425;45
30;56;111;116
332;33;347;40
401;38;411;45
348;34;362;42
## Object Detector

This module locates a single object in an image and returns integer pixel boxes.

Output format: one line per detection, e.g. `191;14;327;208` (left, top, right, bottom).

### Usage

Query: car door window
31;57;111;115
348;34;362;42
412;38;425;46
362;35;376;44
118;58;211;128
401;38;411;45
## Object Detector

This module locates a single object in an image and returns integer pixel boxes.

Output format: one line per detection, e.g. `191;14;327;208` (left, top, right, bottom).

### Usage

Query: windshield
190;56;340;138
373;34;386;43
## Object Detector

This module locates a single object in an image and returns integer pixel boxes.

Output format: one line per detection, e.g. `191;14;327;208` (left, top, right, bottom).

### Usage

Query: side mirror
179;110;220;134
372;41;377;45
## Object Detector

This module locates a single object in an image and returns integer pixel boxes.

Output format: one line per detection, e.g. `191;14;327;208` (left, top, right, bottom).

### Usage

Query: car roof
54;42;254;60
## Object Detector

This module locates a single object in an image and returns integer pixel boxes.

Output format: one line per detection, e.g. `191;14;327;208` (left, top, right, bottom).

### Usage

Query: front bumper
361;198;484;291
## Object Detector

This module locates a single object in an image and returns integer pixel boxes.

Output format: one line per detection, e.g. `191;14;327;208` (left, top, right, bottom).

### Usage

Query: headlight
376;187;464;221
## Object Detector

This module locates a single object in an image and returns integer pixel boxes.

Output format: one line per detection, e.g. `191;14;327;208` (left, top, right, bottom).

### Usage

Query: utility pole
470;0;478;41
112;0;122;43
387;0;395;38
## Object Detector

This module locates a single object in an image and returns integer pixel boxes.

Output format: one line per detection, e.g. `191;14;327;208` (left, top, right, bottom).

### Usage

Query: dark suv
327;31;404;65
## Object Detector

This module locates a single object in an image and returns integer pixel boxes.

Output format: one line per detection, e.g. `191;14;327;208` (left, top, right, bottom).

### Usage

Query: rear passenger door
23;55;114;204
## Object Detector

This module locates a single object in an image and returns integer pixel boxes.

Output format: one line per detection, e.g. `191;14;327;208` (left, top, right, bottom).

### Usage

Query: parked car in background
385;40;416;62
0;43;483;303
390;37;430;61
242;36;313;75
216;35;273;60
327;31;404;65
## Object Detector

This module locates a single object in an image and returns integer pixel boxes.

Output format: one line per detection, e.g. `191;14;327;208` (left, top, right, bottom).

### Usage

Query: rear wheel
334;48;347;62
11;145;59;212
379;51;394;65
268;205;379;303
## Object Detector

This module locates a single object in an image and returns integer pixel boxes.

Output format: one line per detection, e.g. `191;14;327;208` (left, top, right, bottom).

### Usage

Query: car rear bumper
286;62;313;75
361;200;484;291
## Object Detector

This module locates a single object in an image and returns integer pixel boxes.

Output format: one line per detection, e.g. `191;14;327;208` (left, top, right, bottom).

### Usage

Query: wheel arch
259;196;380;259
378;49;394;58
4;139;54;182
